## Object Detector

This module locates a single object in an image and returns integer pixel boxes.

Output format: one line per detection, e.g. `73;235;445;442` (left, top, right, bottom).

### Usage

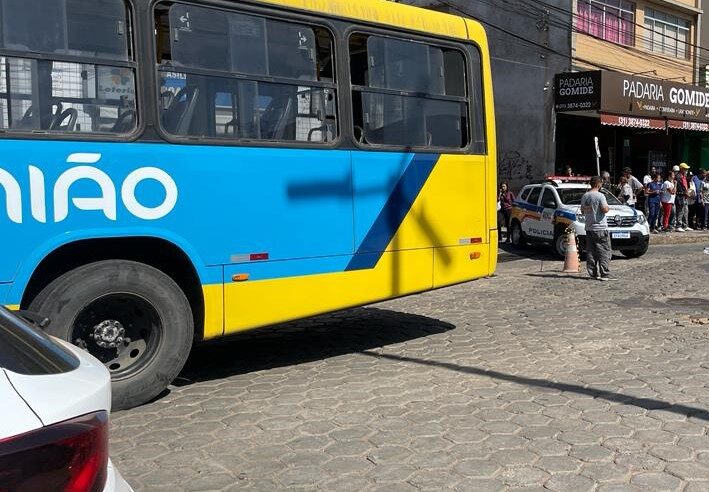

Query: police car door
522;186;543;239
538;187;558;241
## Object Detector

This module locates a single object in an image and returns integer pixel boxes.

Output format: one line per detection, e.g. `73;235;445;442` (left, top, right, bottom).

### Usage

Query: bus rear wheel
29;260;193;410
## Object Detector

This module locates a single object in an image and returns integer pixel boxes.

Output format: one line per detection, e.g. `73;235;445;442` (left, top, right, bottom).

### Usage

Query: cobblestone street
111;242;709;491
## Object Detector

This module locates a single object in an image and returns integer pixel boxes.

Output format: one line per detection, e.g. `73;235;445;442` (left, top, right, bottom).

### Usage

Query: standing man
580;176;613;281
675;163;691;231
623;167;643;210
693;169;706;230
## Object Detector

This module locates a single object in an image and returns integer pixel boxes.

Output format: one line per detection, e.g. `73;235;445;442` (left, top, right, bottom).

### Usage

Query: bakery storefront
555;70;709;179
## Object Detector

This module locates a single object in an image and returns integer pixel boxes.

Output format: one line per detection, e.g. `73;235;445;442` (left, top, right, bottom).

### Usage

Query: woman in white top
661;170;676;232
617;176;636;207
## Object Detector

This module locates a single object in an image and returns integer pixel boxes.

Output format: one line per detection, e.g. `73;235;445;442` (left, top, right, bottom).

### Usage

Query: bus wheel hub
93;320;125;348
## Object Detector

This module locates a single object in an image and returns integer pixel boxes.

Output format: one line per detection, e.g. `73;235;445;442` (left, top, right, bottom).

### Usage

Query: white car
510;177;650;258
0;307;132;492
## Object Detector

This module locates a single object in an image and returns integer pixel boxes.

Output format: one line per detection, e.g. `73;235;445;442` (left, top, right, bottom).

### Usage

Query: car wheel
510;221;525;247
553;232;569;259
620;242;649;258
29;260;193;410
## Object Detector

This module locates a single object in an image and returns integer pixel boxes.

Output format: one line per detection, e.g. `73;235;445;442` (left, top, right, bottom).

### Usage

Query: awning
600;113;665;130
667;119;709;132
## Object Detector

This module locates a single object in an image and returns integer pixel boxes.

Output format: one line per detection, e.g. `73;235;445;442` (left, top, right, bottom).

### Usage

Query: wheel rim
556;235;568;256
71;293;162;379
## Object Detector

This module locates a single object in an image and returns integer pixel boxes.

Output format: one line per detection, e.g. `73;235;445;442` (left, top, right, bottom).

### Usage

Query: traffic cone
562;229;580;273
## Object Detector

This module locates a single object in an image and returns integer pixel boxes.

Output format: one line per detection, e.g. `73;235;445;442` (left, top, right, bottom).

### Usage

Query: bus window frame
150;0;343;149
0;0;143;142
344;24;484;155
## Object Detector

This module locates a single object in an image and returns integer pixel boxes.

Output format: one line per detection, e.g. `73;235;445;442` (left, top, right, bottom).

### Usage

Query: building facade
401;0;705;183
558;0;706;179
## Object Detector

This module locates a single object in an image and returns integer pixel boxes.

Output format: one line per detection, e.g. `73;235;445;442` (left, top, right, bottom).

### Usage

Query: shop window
576;0;635;46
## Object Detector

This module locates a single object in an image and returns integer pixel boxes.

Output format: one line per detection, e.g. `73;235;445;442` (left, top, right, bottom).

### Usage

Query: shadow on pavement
525;273;592;281
174;307;454;386
362;351;709;422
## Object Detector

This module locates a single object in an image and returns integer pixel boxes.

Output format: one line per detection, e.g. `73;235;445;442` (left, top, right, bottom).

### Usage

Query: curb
649;231;709;245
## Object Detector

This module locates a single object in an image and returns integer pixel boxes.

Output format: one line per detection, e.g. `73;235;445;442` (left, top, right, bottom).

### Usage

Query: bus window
0;0;136;135
349;33;470;150
156;2;336;143
0;0;130;60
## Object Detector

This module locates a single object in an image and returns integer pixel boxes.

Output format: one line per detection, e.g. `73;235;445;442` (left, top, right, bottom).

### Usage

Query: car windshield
558;188;622;206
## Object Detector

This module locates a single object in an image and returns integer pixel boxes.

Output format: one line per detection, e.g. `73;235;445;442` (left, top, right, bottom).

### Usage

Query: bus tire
29;260;193;411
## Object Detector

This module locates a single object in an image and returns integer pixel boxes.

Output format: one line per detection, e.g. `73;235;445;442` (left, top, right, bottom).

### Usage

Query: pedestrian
498;182;515;243
642;166;656;216
692;169;706;230
661;170;676;232
617;176;635;207
580;176;613;281
643;166;657;186
622;167;643;209
675;163;691;231
688;172;697;229
702;172;709;230
645;172;663;233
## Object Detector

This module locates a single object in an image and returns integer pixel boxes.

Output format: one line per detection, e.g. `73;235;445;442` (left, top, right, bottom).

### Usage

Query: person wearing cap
675;163;691;231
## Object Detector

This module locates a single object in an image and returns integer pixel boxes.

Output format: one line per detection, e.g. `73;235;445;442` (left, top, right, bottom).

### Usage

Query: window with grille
644;8;690;59
576;0;635;46
0;0;137;135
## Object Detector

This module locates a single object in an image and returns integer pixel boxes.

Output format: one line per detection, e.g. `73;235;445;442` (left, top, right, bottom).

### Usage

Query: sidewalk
649;228;709;245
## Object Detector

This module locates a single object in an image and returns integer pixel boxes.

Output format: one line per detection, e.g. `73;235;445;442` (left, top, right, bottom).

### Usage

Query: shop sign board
555;70;709;126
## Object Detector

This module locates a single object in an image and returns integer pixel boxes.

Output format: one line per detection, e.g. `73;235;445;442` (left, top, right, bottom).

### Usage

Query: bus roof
248;0;473;41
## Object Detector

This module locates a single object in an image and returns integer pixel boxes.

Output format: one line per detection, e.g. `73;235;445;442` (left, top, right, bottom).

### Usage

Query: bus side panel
223;248;432;333
465;18;498;277
433;244;489;289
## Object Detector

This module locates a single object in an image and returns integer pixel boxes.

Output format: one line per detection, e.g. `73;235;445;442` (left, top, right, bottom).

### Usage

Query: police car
509;176;650;258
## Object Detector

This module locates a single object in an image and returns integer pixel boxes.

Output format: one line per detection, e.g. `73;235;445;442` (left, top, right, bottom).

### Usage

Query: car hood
564;204;640;216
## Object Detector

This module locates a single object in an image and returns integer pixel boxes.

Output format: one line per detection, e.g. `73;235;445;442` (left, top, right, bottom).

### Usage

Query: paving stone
649;445;694;462
630;472;683;491
544;473;596;491
665;461;709;481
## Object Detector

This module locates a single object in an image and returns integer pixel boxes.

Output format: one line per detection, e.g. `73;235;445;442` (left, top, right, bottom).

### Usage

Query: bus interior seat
111;109;136;133
50;108;78;131
162;86;199;135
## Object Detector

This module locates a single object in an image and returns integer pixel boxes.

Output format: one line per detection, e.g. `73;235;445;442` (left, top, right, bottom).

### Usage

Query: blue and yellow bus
0;0;496;409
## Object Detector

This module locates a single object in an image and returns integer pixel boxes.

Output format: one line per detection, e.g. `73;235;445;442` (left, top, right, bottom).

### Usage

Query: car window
601;188;623;205
540;188;557;208
519;187;531;202
558;188;623;206
526;187;541;206
557;188;586;205
0;308;79;375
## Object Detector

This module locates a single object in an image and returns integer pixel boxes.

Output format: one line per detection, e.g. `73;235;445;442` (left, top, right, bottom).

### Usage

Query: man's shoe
677;227;685;232
599;276;617;281
686;227;693;231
